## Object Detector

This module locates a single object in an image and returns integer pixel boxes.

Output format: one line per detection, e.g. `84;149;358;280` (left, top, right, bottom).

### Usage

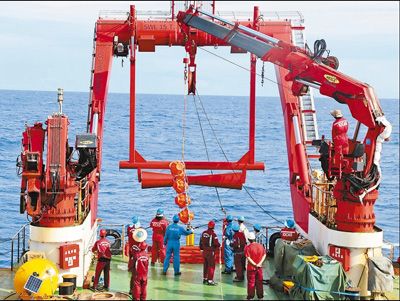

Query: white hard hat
132;228;148;243
330;109;343;118
248;232;256;241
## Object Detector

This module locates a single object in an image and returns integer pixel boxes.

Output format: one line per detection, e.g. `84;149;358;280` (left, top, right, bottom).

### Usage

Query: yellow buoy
14;258;59;300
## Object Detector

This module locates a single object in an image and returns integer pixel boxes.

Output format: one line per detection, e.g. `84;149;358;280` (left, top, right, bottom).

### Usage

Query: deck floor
1;257;399;300
97;255;286;300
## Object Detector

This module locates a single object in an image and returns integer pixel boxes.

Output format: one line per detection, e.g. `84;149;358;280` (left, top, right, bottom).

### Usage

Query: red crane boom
177;7;392;233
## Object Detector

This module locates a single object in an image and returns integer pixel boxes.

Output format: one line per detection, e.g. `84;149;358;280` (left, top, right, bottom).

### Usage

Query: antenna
57;88;64;114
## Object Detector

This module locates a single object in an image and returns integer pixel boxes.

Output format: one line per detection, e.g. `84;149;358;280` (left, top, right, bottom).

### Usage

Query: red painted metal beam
140;171;245;189
119;160;264;171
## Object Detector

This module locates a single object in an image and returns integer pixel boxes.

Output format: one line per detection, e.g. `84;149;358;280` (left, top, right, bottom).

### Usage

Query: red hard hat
208;221;215;229
140;242;148;251
100;229;107;237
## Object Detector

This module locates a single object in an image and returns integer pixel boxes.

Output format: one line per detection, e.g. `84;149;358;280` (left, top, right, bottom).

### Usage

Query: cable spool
62;274;77;291
91;292;115;300
58;282;74;296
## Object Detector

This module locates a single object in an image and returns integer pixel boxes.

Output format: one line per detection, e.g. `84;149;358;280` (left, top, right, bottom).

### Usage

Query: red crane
177;6;392;233
18;2;391;235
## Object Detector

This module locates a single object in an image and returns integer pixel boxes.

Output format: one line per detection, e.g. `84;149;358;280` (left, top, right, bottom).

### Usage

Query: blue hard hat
238;216;245;222
226;215;233;222
132;216;139;225
156;208;164;216
285;219;295;229
232;223;240;232
253;223;261;231
173;215;180;223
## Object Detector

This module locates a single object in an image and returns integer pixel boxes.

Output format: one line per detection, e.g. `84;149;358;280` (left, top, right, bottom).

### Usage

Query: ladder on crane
291;28;319;145
87;25;97;133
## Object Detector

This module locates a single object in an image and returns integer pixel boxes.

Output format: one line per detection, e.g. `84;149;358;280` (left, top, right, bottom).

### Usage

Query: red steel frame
87;4;312;224
116;5;265;174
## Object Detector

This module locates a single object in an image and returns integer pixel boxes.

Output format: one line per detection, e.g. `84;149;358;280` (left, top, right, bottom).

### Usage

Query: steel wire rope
192;94;226;216
197;46;293;92
193;89;284;225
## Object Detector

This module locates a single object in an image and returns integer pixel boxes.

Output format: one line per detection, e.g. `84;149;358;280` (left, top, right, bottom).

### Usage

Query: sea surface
0;90;398;267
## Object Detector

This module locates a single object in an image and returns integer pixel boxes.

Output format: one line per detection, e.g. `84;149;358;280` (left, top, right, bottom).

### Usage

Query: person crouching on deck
231;223;246;282
244;232;266;300
162;214;193;276
149;208;169;266
199;220;221;286
132;240;149;301
91;229;112;291
129;228;148;296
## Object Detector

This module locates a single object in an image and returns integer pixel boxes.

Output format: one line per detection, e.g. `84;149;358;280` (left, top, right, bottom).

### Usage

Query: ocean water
0;90;398;267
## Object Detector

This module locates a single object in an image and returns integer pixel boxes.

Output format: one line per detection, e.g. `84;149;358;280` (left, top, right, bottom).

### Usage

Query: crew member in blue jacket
162;215;193;276
222;215;234;274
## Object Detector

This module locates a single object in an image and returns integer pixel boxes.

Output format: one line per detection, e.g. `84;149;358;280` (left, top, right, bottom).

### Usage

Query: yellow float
14;258;59;300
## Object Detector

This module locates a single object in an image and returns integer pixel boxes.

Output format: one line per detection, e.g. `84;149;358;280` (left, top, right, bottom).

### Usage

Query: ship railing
9;223;30;271
312;182;336;228
98;10;130;21
97;223;127;258
382;240;398;261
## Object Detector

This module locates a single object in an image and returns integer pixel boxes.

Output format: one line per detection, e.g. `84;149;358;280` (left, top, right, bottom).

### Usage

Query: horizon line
0;88;398;100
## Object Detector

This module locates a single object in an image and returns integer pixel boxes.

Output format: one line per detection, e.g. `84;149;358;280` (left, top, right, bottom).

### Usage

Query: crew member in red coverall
231;223;247;282
244;232;266;300
199;220;221;286
149;208;169;266
91;229;112;291
132;241;149;301
331;109;349;165
129;228;147;295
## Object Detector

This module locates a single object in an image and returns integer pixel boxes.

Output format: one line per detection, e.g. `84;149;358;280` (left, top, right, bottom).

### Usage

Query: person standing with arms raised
162;214;193;276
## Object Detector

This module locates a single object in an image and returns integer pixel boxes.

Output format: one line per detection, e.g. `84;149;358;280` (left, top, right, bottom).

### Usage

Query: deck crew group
91;209;270;300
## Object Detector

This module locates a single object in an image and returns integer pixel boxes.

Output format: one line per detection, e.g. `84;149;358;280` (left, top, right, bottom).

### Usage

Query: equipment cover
274;238;318;277
289;255;347;300
367;256;395;293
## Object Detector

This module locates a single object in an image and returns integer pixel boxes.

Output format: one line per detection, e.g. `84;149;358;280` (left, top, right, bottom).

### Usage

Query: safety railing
312;181;336;228
75;179;91;225
9;224;30;271
382;240;398;261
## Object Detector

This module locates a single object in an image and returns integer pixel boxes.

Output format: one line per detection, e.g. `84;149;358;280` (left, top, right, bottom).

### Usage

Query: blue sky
0;1;398;98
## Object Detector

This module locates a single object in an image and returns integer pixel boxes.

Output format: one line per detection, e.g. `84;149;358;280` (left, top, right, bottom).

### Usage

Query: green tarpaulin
274;239;318;277
289;255;347;300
